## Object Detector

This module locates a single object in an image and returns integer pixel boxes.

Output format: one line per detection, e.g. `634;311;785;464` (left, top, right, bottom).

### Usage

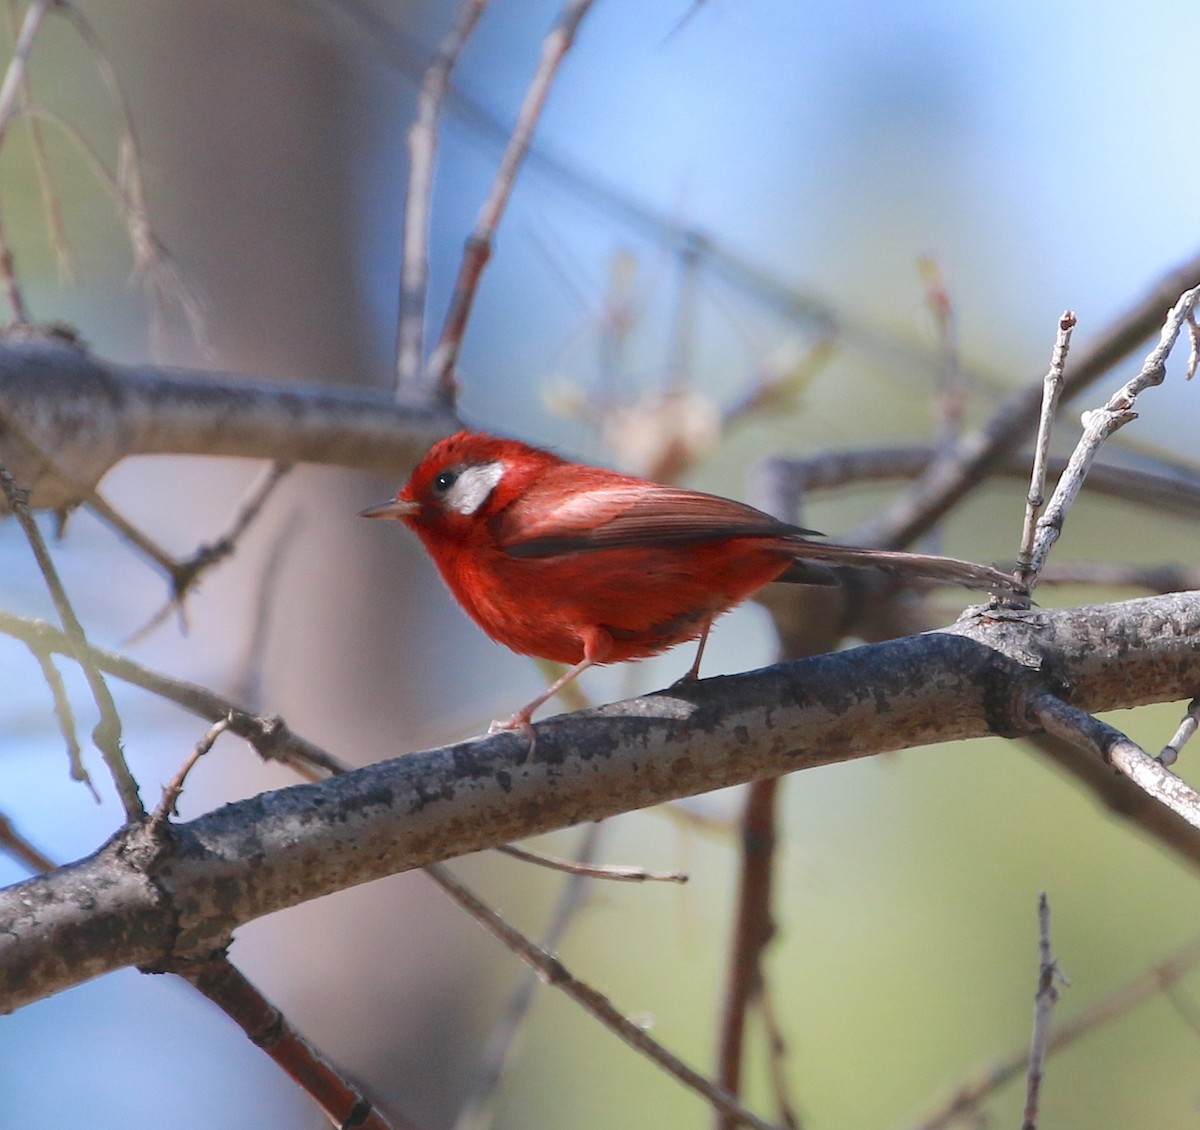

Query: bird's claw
488;714;538;761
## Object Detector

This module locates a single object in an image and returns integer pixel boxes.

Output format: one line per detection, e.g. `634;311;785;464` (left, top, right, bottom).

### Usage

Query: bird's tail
788;539;1024;594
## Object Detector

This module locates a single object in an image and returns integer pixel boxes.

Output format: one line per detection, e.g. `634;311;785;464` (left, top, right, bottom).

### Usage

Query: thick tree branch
0;336;457;509
3;591;1198;1014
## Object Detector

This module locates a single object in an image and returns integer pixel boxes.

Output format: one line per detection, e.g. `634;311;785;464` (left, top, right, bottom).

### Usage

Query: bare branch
128;460;294;643
1026;732;1200;872
1025;286;1200;584
0;810;54;874
496;842;686;883
150;717;231;828
397;0;489;394
1022;893;1063;1130
427;0;598;396
23;638;95;798
455;825;602;1130
715;778;780;1130
0;0;52;148
1160;698;1200;768
771;444;1200;530
854;253;1200;550
427;862;782;1130
0;609;350;781
1029;693;1200;831
917;257;966;457
174;956;408;1130
906;932;1200;1130
4;591;1199;1012
0;338;456;510
1036;561;1200;592
1016;311;1075;584
0;195;29;323
0;460;142;819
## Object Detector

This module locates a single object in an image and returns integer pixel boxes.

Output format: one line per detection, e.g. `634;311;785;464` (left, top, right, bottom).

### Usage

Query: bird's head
360;430;559;537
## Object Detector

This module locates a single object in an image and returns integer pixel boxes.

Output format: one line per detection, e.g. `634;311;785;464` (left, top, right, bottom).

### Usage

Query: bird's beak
360;497;420;521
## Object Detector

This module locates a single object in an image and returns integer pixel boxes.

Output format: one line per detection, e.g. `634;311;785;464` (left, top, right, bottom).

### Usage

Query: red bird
363;430;1020;731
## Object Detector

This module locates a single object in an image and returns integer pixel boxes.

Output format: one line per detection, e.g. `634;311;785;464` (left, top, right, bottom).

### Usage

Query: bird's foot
488;713;538;761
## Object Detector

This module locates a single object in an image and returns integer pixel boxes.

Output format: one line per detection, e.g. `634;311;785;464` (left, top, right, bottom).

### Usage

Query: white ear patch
444;460;506;515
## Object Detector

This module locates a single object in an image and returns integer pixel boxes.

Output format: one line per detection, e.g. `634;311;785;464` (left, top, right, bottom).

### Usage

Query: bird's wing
492;479;822;558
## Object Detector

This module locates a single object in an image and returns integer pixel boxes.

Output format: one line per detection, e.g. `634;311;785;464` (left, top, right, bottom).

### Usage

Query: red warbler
363;430;1019;731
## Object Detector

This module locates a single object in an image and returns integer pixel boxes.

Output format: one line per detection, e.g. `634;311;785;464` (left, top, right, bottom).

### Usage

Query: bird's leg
488;628;612;757
489;655;598;735
671;617;713;686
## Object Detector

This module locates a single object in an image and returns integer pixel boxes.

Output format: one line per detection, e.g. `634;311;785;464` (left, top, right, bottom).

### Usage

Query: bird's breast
423;533;795;666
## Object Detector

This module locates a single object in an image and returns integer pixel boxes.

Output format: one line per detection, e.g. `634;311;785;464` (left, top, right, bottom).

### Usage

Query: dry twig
497;841;686;883
425;862;783;1130
1024;285;1200;585
715;778;780;1130
1016;311;1075;586
397;0;489;396
1022;894;1063;1130
128;460;294;643
855;254;1200;550
150;717;231;828
0;810;54;873
1160;698;1200;768
426;0;598;395
1030;693;1200;831
0;608;348;781
0;461;141;819
906;932;1200;1130
454;824;602;1130
175;956;405;1130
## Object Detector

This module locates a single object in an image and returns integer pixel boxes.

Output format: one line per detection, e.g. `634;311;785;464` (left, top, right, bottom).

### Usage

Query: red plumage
363;430;1019;729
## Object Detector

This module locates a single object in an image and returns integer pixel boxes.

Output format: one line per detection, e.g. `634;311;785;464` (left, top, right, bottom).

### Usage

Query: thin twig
6;0;74;283
854;255;1200;551
150;716;231;828
1025;286;1200;585
426;0;598;399
0;608;349;781
0;810;55;873
905;932;1200;1130
231;511;303;711
0;0;52;148
917;257;966;458
715;778;779;1130
1160;698;1200;768
497;841;686;883
396;0;489;395
0;461;142;819
1185;310;1200;379
176;956;405;1130
24;638;96;799
1022;893;1062;1130
1016;311;1075;587
127;460;294;644
0;190;28;322
425;862;784;1130
757;978;802;1130
1029;693;1200;831
455;824;602;1130
57;1;208;347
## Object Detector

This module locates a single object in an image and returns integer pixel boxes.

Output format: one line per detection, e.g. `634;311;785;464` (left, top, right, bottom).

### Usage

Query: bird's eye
433;469;459;493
